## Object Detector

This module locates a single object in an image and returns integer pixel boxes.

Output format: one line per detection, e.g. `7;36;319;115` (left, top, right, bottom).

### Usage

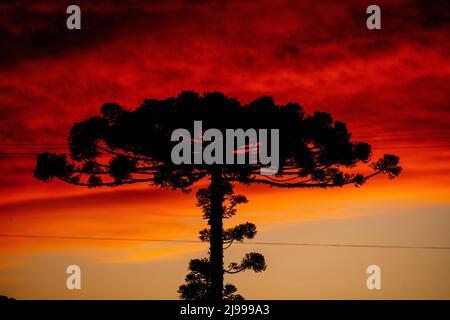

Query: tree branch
58;176;155;187
224;267;246;274
95;145;156;162
225;171;381;188
223;240;234;249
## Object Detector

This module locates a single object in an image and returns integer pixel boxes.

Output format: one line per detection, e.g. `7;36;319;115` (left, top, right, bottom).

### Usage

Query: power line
364;136;450;142
1;144;449;157
0;234;199;243
0;144;67;146
2;131;450;146
354;130;450;138
0;234;449;250
372;145;450;149
2;139;450;147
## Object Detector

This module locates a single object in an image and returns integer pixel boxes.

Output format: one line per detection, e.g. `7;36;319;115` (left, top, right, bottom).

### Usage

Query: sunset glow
0;0;449;299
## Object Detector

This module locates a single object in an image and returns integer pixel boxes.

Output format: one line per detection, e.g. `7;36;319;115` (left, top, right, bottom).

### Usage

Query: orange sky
0;0;449;299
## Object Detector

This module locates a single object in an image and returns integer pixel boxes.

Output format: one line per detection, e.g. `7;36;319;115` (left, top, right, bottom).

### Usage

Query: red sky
0;0;449;299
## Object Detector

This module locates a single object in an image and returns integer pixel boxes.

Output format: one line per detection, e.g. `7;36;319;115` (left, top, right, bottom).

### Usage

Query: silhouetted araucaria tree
34;91;401;301
178;182;266;300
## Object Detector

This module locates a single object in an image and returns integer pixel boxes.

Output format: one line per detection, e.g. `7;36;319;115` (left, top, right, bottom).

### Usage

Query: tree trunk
209;169;224;302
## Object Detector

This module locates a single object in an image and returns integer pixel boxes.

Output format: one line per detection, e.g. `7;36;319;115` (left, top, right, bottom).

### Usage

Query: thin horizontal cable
1;144;450;154
0;234;199;243
0;234;449;250
372;145;450;149
354;131;450;138
2;131;450;146
366;136;450;142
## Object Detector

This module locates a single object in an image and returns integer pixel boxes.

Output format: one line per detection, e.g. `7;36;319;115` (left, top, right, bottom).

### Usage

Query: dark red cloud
0;0;449;198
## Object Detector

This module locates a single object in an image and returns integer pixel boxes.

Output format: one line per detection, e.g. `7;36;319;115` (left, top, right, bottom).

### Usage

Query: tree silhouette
178;182;266;300
34;91;401;301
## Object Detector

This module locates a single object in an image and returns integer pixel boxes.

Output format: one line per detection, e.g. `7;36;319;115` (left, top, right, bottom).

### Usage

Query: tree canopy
34;91;401;189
